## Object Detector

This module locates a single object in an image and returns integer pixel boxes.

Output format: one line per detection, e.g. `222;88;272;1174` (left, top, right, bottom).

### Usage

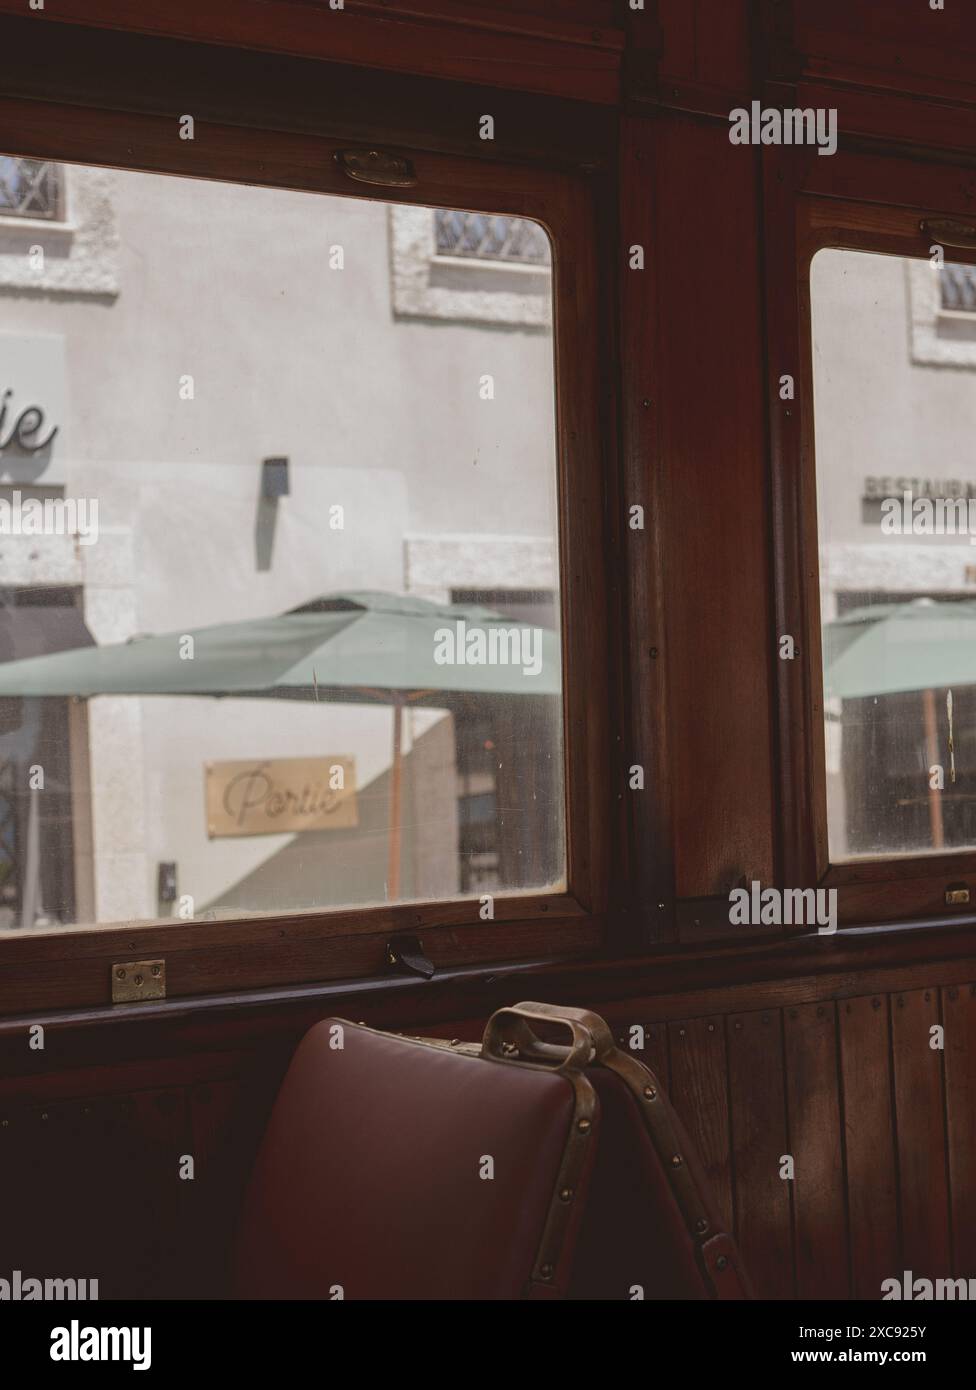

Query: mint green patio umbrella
824;598;976;700
0;591;561;897
824;597;976;849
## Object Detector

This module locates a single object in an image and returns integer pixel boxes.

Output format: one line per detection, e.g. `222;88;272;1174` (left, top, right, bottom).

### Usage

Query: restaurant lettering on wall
861;476;976;525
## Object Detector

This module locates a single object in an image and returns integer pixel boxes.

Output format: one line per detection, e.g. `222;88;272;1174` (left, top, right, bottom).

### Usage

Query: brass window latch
920;217;976;250
386;934;435;980
335;149;417;188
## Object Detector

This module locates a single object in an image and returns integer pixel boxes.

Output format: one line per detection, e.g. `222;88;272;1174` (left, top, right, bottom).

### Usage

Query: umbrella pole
20;786;40;930
923;687;945;850
387;696;404;900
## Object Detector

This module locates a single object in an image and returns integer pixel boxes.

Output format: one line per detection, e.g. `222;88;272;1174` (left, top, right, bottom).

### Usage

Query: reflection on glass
0;163;563;931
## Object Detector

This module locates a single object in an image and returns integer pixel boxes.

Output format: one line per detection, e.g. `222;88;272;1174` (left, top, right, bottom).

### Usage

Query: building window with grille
940;263;976;312
433;211;551;266
389;205;552;327
0;158;64;222
907;256;976;367
0;158;119;296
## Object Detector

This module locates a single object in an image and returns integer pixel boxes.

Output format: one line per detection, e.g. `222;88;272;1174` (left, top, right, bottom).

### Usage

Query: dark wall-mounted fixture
157;861;178;904
262;456;290;498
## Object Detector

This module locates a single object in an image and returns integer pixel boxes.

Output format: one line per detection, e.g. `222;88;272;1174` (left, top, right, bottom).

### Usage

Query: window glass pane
0;160;563;933
812;245;976;861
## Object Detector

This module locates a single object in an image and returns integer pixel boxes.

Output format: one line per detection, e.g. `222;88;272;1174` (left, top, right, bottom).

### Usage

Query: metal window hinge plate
112;959;166;1003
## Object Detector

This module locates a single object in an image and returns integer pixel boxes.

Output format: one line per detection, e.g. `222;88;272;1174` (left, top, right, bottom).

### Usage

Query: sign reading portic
205;757;358;838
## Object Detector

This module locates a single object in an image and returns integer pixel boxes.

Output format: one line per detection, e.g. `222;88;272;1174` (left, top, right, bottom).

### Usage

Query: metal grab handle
481;1001;615;1072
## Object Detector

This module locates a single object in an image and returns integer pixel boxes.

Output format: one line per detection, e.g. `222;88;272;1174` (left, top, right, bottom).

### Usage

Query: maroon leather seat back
235;1021;594;1300
236;1007;751;1300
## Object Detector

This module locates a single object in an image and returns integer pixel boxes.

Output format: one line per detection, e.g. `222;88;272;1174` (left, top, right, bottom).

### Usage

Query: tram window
811;246;976;862
0;160;564;934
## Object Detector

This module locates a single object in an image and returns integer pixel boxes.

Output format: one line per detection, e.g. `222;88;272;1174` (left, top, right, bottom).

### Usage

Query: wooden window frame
0;42;620;1014
769;138;976;927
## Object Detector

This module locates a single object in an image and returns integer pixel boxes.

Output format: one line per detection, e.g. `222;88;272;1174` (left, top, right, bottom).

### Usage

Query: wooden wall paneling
653;114;776;903
4;916;976;1081
557;172;616;928
763;134;824;895
837;993;899;1300
795;0;976;49
189;1081;246;1191
618;113;675;942
129;1087;194;1297
352;0;619;30
610;1015;670;1095
0;965;970;1299
691;0;753;93
0;20;616;174
0;909;602;1020
942;982;976;1278
0;1090;192;1298
726;1008;794;1297
640;1018;671;1092
0;2;624;106
802;157;976;226
186;1078;250;1297
654;0;753;106
667;1015;733;1233
782;1001;848;1298
621;0;660;109
656;0;697;84
802;81;976;161
890;988;952;1284
796;0;976;105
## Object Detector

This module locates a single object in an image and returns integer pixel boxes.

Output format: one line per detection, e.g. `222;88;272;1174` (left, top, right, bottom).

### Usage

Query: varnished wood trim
2;914;974;1052
0;19;615;173
616;114;676;944
0;2;624;106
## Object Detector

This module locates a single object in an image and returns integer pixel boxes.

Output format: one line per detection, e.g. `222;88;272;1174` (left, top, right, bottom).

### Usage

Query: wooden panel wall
634;982;975;1299
660;116;775;900
3;968;973;1300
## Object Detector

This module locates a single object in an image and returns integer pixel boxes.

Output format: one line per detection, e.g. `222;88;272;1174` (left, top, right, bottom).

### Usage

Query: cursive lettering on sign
224;765;342;827
0;389;59;454
205;757;358;838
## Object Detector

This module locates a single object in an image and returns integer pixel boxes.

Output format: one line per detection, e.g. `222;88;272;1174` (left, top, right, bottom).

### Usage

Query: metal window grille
0;157;63;220
940;263;976;311
434;210;551;265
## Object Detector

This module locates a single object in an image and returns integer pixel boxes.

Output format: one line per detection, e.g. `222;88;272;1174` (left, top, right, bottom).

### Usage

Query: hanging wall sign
205;756;358;838
0;333;67;485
